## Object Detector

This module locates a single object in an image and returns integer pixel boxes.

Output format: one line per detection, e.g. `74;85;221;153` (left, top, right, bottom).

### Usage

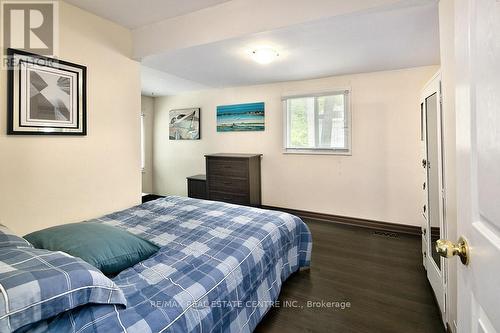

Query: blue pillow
24;222;159;276
0;247;126;332
0;224;32;249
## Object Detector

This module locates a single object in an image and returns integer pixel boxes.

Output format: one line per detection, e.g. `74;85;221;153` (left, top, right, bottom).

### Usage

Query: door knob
436;236;470;265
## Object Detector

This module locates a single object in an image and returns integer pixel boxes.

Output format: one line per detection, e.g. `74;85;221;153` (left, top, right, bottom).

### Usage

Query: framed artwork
216;102;265;132
169;108;200;140
7;48;87;135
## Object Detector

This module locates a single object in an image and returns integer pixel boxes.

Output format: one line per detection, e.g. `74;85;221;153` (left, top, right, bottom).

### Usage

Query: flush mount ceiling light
251;48;279;65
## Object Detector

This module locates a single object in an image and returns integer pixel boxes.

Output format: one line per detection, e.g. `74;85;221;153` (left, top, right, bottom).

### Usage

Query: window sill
283;148;351;156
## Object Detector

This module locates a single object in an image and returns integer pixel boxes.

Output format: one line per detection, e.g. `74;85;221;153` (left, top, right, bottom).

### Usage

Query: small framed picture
7;48;87;135
169;108;200;140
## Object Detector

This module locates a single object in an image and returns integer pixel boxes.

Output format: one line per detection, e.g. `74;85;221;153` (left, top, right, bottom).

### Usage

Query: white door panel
475;0;500;228
469;223;500;330
455;0;500;332
471;294;497;333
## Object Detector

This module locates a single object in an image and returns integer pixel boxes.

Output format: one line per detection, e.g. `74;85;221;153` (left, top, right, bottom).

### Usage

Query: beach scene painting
216;102;265;132
169;108;200;140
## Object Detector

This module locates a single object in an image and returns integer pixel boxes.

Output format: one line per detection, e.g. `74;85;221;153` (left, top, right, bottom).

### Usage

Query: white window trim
282;89;352;156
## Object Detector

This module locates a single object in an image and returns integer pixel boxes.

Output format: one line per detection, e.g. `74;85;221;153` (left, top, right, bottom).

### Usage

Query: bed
21;196;312;332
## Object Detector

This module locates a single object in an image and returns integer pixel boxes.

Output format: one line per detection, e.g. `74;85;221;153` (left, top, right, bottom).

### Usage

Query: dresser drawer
209;190;249;205
208;175;248;193
206;158;248;178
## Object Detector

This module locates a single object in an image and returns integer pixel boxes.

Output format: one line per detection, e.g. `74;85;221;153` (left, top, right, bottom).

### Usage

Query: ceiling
64;0;232;29
65;0;440;96
141;66;208;97
142;1;439;95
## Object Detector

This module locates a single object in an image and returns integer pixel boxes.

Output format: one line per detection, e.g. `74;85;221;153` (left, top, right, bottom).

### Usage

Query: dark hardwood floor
255;219;446;333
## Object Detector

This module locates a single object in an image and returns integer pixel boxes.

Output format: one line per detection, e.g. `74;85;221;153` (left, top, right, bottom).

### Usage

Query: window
140;113;145;172
283;90;351;154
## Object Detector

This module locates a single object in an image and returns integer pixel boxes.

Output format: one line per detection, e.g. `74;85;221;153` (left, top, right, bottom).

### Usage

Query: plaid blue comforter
26;196;312;333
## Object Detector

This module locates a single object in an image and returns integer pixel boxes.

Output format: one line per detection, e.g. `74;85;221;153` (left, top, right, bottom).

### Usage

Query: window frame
282;89;352;155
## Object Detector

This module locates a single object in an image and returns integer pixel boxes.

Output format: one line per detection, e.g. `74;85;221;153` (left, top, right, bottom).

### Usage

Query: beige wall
439;0;457;331
153;66;437;226
141;95;154;193
0;2;142;235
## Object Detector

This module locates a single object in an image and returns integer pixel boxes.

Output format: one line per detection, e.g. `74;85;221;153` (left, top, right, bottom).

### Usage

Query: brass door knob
435;237;470;265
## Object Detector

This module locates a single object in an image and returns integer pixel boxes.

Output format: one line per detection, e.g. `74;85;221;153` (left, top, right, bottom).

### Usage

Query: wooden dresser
205;153;262;206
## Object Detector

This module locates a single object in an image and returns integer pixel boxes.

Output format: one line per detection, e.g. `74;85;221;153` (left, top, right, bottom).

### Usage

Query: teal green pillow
24;222;159;276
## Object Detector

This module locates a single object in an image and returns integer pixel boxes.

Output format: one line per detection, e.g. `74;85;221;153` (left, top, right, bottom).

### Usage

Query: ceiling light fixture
251;48;279;65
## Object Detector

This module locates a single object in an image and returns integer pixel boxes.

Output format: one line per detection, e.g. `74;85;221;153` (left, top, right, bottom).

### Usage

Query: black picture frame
7;48;87;135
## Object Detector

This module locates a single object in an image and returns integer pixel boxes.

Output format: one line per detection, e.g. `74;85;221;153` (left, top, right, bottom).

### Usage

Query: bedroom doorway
420;72;446;324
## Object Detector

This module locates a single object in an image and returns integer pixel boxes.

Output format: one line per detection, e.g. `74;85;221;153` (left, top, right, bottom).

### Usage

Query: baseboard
261;205;421;236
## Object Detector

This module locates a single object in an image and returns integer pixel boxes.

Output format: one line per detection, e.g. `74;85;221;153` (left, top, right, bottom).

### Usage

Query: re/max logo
1;0;58;56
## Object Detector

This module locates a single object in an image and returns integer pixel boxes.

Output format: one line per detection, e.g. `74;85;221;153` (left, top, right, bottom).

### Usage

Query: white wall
439;0;457;331
153;66;437;226
142;95;154;193
0;2;142;235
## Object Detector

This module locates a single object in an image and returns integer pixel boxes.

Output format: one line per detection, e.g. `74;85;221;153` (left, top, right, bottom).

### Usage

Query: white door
452;0;500;332
421;73;446;317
